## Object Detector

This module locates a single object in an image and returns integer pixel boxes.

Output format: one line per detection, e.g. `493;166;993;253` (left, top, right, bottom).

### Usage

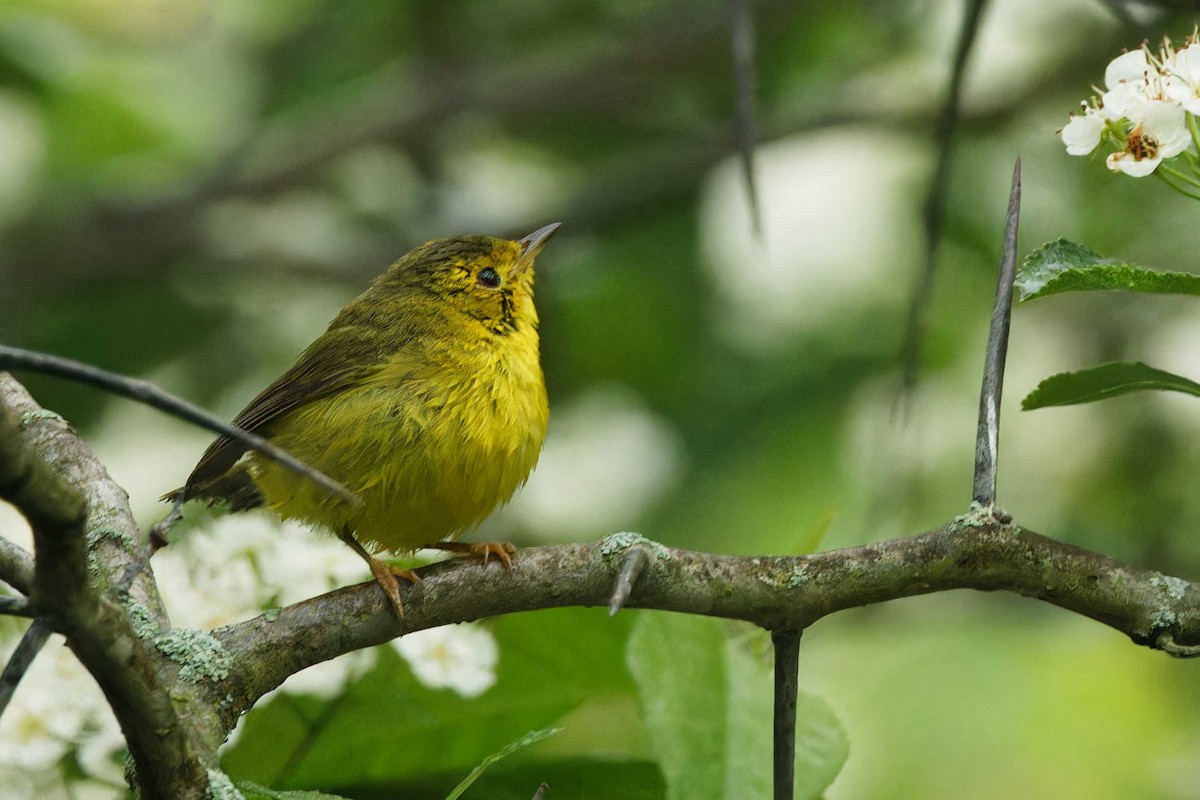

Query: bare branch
0;536;33;595
0;349;358;506
972;157;1021;508
772;628;801;800
0;620;51;718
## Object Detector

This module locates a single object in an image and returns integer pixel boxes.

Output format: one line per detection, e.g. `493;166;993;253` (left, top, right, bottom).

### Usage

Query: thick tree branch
0;374;213;800
209;518;1200;743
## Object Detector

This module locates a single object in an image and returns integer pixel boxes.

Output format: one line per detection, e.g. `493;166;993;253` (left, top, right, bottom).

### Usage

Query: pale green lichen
19;409;64;427
788;564;809;587
599;532;671;561
86;525;134;550
1151;574;1188;601
951;501;1015;532
1150;607;1179;630
206;768;245;800
263;607;280;622
153;628;231;683
125;597;160;639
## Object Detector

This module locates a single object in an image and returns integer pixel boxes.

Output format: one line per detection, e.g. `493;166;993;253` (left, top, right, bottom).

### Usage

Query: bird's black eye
477;267;501;289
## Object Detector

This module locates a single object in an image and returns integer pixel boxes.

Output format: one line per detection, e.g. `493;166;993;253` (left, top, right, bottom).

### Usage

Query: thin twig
532;783;550;800
772;628;801;800
898;0;991;397
0;536;34;595
972;157;1021;508
730;0;762;235
0;347;358;506
0;596;33;617
0;620;51;717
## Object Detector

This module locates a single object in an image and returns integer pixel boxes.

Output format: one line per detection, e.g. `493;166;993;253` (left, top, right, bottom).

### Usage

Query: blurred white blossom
392;624;499;698
0;635;126;789
276;648;377;700
505;386;685;539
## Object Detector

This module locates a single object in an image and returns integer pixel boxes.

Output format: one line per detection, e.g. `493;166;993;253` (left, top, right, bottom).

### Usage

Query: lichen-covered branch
0;374;213;800
210;517;1200;741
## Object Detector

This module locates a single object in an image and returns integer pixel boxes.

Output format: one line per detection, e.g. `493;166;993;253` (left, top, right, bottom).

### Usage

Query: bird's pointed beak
513;222;561;276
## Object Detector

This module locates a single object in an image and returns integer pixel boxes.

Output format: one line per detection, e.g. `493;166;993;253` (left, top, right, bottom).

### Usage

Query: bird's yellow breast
249;322;548;553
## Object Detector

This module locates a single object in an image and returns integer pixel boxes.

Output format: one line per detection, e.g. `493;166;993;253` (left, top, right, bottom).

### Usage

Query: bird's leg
339;529;420;618
423;540;517;569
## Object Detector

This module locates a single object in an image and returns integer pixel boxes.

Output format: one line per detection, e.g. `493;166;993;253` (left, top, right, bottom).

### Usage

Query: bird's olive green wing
173;324;388;501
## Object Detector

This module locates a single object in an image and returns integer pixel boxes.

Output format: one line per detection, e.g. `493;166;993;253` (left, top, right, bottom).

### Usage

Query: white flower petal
1061;113;1104;155
1165;44;1200;115
1105;48;1152;89
1136;100;1191;159
1106;150;1162;176
1101;82;1147;120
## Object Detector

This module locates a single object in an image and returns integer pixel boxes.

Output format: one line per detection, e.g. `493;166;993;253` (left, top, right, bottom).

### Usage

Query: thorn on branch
609;545;652;616
971;157;1021;510
772;627;801;800
1157;632;1200;658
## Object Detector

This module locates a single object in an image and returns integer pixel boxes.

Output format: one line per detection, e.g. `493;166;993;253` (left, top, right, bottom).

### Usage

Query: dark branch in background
972;158;1020;509
771;628;800;800
0;347;358;507
0;621;51;717
730;0;762;234
898;0;990;395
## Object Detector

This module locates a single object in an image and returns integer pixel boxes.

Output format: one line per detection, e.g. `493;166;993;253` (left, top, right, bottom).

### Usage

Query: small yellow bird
166;224;557;616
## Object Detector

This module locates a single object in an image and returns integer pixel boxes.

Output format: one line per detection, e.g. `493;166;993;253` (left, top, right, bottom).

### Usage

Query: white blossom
1105;100;1190;176
1061;108;1105;155
393;624;499;698
1164;43;1200;115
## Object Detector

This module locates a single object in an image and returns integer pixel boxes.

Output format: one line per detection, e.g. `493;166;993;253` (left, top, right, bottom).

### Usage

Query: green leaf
626;614;848;800
223;609;634;791
444;728;561;800
1022;362;1200;409
238;782;350;800
1016;239;1200;301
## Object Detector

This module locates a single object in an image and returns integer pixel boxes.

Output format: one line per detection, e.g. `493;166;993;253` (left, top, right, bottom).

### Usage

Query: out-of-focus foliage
2;0;1200;798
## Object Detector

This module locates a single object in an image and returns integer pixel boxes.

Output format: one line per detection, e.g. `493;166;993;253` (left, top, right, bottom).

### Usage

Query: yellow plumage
168;226;556;611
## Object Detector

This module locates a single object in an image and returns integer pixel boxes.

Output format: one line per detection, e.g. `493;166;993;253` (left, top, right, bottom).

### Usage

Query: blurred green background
2;0;1199;797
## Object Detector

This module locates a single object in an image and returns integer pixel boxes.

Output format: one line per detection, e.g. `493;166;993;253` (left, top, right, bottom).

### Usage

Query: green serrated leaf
238;782;350;800
1016;239;1200;301
627;614;848;800
444;728;561;800
1022;361;1200;409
